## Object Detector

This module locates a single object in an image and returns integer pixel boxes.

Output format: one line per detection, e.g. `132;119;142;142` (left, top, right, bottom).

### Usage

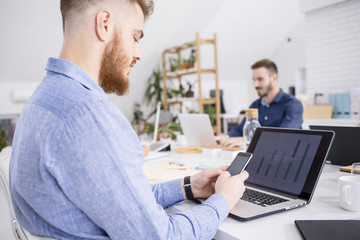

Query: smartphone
227;152;253;176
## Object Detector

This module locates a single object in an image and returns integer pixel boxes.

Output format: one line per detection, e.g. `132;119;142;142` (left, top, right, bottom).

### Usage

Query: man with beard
9;1;249;239
216;59;303;147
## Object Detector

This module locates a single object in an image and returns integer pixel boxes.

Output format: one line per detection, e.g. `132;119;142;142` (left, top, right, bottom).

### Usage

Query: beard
99;30;130;96
257;81;273;97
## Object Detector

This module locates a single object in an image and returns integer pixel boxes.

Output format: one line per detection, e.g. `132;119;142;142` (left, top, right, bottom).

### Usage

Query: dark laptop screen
309;125;360;166
245;127;334;199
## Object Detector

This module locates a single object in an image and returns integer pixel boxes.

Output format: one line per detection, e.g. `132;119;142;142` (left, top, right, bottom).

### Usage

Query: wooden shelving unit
161;32;221;135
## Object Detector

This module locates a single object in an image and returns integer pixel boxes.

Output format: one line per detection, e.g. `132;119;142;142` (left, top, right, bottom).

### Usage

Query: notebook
295;220;360;240
309;125;360;166
226;127;334;221
178;114;217;147
149;102;170;152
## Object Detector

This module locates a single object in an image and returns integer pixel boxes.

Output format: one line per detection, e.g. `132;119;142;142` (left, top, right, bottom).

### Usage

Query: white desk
145;152;360;240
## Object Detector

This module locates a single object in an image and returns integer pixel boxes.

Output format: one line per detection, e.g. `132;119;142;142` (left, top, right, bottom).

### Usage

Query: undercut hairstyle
251;59;278;76
60;0;154;30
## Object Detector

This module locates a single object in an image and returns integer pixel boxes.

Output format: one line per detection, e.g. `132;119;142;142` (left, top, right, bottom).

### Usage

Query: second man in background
216;59;303;147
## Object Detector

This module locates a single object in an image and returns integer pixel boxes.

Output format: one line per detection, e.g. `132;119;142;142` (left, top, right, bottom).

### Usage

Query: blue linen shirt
228;89;303;137
9;58;229;240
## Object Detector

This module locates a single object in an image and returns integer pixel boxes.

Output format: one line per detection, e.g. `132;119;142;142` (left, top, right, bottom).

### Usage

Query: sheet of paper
144;151;169;161
196;159;233;170
143;162;191;182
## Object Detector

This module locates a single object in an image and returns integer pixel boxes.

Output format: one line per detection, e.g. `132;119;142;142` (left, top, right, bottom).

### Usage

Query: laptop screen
309;125;360;166
178;114;217;147
245;127;334;199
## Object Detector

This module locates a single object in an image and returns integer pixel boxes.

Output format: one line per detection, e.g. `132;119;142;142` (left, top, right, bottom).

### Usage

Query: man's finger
218;165;229;171
234;170;249;181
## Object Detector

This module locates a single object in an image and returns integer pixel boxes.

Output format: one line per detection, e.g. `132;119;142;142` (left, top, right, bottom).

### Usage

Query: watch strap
184;176;195;200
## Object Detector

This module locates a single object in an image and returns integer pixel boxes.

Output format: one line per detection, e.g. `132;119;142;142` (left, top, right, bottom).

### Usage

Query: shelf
163;39;215;54
162;32;221;135
167;97;197;103
165;68;216;79
166;97;217;105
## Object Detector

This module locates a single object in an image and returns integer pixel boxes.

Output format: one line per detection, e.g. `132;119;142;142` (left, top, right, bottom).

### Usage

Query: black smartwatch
184;176;195;200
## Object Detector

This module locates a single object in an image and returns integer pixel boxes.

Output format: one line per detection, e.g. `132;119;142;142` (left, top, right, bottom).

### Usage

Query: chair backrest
0;147;56;240
159;111;173;125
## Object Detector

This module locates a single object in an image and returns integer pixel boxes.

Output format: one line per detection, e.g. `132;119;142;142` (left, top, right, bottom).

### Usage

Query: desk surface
144;151;360;240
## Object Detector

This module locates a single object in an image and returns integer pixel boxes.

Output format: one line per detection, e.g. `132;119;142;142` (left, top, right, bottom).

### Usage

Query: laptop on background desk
309;125;360;166
148;102;170;152
218;127;334;221
178;114;217;147
143;103;170;161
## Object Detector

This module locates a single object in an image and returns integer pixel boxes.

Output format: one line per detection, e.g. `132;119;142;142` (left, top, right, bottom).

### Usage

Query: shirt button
264;116;268;120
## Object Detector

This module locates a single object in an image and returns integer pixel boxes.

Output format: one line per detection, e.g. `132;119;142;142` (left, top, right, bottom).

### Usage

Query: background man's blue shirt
9;58;228;240
228;89;303;137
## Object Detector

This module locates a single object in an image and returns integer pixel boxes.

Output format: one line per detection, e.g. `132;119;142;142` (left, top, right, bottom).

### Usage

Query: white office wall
268;20;306;97
0;0;62;116
201;0;304;113
304;0;360;103
300;0;348;13
0;82;40;115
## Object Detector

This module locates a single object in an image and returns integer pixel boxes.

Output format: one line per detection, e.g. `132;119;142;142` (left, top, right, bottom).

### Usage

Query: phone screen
227;152;253;176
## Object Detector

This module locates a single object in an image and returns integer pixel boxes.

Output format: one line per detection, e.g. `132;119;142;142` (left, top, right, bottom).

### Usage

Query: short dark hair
60;0;154;29
251;59;278;75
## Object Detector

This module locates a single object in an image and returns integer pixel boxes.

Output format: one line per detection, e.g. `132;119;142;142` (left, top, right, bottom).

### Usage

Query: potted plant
144;123;163;141
145;67;166;118
203;104;217;125
131;102;145;135
185;80;196;97
179;59;188;70
171;83;185;98
188;48;196;68
0;124;7;152
169;57;179;72
166;122;182;140
144;67;176;119
155;121;183;140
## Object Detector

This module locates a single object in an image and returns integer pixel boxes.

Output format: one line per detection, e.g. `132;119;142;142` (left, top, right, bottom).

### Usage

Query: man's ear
272;73;278;82
95;9;111;42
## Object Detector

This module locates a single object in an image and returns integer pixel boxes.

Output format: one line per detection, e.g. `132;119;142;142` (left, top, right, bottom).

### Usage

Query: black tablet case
295;220;360;240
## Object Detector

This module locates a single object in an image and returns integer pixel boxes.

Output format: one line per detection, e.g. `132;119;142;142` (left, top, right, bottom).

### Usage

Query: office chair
210;89;226;114
0;147;56;240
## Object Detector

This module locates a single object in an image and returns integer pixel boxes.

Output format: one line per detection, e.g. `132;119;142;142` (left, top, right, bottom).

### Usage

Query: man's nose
134;46;142;61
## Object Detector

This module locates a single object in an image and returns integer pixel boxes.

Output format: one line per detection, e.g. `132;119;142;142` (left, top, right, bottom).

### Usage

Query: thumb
219;170;231;180
234;170;249;181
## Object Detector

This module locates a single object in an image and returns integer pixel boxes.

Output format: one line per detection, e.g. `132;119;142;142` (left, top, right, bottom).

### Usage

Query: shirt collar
45;57;106;97
260;89;284;106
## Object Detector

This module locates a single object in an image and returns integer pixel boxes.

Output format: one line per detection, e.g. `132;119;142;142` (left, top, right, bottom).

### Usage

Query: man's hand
215;135;243;148
215;170;249;210
142;145;150;158
215;135;229;145
187;166;228;199
222;137;244;148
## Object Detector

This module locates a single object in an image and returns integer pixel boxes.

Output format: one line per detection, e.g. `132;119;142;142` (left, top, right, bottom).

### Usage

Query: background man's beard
99;31;130;96
258;82;273;97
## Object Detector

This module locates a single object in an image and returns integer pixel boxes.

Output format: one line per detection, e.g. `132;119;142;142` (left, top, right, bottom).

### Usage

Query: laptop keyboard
241;188;289;207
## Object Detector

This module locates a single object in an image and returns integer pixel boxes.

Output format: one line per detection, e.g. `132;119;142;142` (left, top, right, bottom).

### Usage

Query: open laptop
221;127;334;221
148;102;170;152
178;114;217;147
309;125;360;166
